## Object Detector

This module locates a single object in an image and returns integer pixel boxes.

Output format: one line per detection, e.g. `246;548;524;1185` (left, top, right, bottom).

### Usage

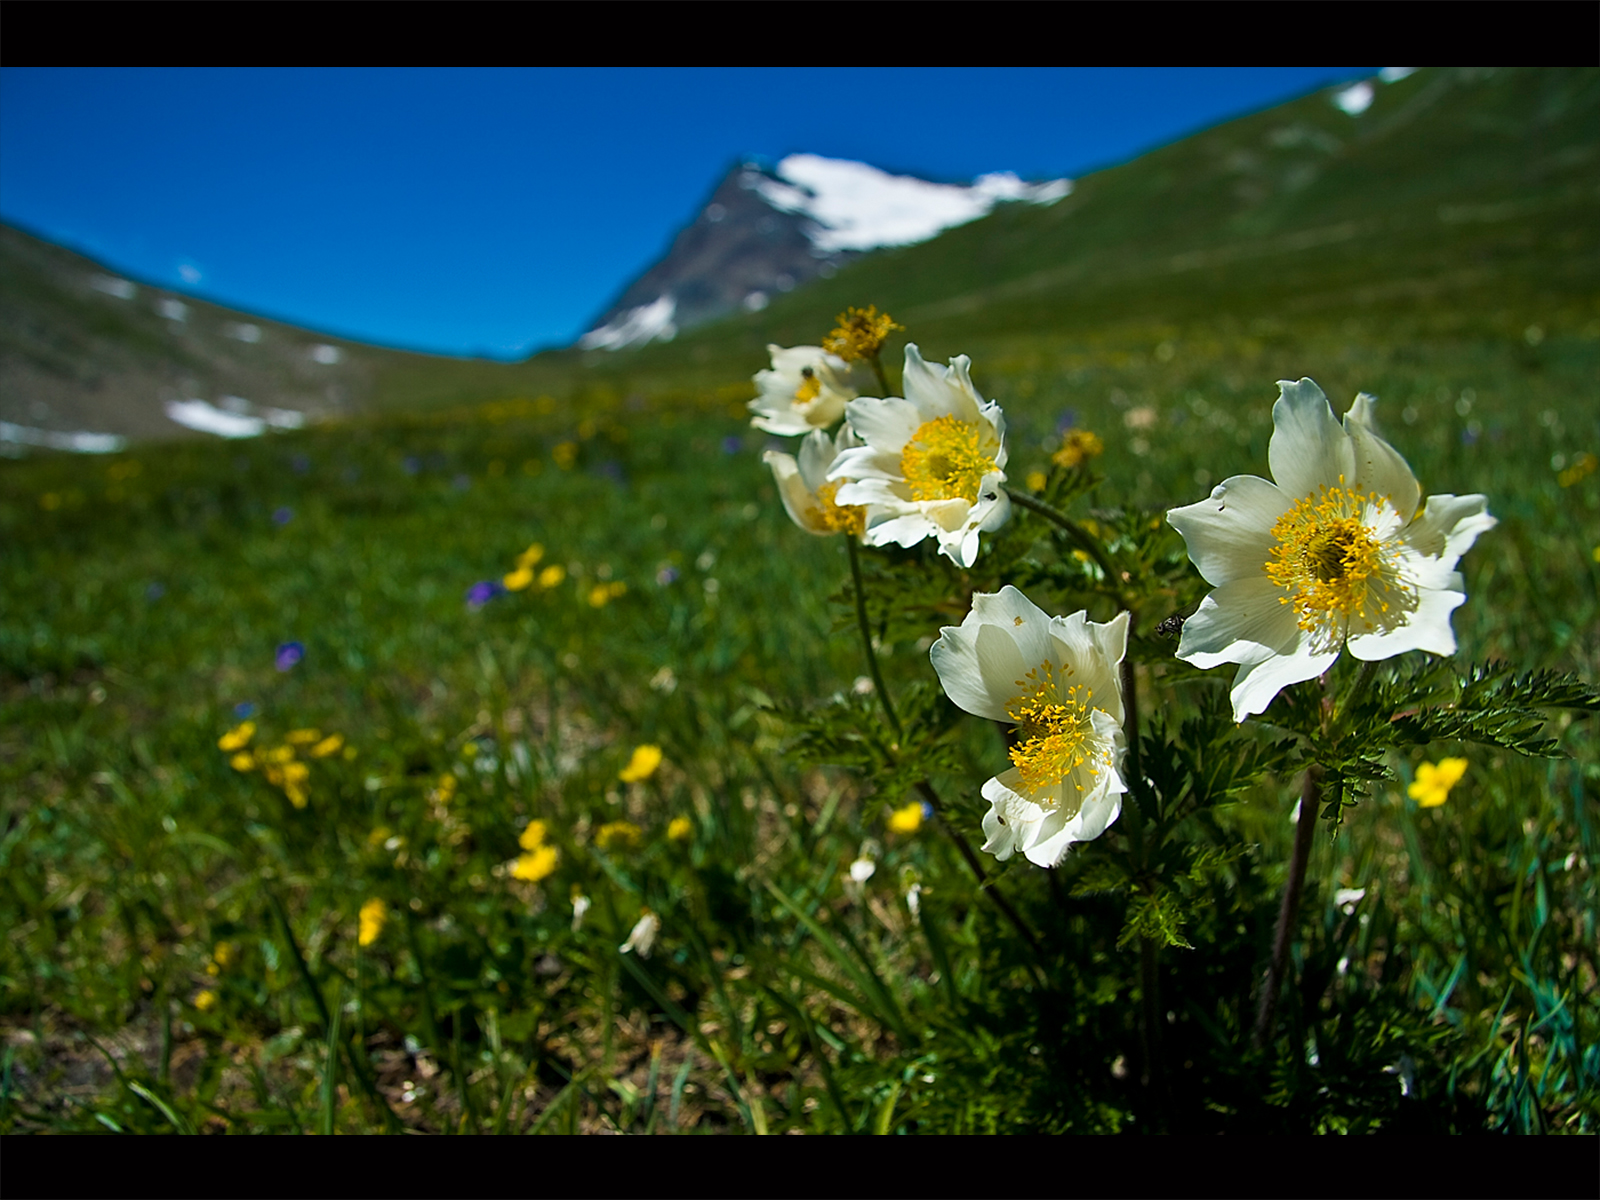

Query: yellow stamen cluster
1265;482;1401;637
1004;661;1101;800
901;415;998;503
794;368;823;406
822;305;902;362
1052;428;1104;469
814;479;867;537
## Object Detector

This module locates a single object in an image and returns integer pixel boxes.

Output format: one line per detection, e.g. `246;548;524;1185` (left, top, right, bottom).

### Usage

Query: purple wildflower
272;507;293;526
275;642;304;671
233;701;256;719
465;581;504;610
721;435;742;455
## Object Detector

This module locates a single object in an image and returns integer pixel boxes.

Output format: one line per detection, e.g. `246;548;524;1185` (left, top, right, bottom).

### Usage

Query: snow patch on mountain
755;154;1071;253
578;293;678;351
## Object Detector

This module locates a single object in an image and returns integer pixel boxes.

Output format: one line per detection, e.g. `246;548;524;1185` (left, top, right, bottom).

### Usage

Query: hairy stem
1253;765;1322;1049
846;537;901;742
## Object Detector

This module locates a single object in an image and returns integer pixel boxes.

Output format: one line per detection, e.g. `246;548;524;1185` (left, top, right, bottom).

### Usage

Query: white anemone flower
748;345;864;436
619;910;660;958
930;587;1129;867
762;426;869;539
1167;379;1496;722
829;344;1010;569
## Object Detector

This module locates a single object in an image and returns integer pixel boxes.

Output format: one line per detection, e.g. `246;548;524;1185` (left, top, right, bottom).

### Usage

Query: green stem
846;537;902;742
1002;486;1126;605
866;351;892;398
1337;658;1379;723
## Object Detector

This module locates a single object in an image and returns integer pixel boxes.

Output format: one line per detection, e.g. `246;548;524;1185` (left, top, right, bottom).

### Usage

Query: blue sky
0;68;1372;359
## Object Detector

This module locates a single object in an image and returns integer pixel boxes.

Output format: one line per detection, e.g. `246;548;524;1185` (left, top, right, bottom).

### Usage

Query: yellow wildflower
1408;758;1469;808
519;820;548;851
310;733;344;758
212;941;235;969
1052;429;1104;469
538;564;566;589
262;745;296;765
1025;470;1047;492
218;722;255;752
588;583;614;608
552;441;578;469
512;844;559;882
504;566;535;591
286;728;321;746
822;305;903;363
667;815;693;842
368;825;392;847
596;820;644;852
230;752;256;772
888;801;924;834
358;898;388;947
516;543;545;569
619;744;663;783
194;989;218;1013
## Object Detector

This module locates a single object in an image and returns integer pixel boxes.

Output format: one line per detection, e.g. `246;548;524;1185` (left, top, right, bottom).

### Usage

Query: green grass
2;296;1596;1133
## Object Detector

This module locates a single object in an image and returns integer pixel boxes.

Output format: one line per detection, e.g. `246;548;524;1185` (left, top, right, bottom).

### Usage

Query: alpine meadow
2;67;1597;1136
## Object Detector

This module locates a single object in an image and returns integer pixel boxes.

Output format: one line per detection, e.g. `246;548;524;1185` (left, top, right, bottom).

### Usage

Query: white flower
1166;379;1496;722
930;586;1129;867
748;345;865;436
619;910;660;958
849;857;876;883
762;425;870;539
829;344;1010;569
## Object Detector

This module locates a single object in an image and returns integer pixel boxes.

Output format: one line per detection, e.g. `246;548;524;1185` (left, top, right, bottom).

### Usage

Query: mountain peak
577;154;1070;351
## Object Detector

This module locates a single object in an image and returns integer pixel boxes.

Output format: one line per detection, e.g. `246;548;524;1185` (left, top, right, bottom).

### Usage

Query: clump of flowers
358;898;388;947
596;820;644;852
830;344;1010;569
1409;757;1469;808
1053;428;1104;469
512;820;560;881
822;305;903;364
1167;381;1495;721
749;346;868;436
931;587;1129;866
763;427;870;539
619;744;663;783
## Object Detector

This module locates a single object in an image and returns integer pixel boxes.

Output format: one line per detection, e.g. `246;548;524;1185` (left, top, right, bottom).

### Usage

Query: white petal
979;783;1021;861
1346;579;1464;660
1269;379;1355;499
861;511;933;549
1166;475;1289;587
796;429;837;493
1404;493;1496;567
902;344;982;425
1229;635;1340;722
835;477;910;506
828;445;904;485
1176;575;1300;668
763;450;829;536
931;622;1013;723
968;587;1057;677
843;396;920;456
1344;394;1421;522
748;405;816;437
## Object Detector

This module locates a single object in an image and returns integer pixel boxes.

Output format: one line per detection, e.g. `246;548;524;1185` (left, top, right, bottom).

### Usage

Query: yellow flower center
815;479;867;537
1005;661;1103;802
900;415;997;503
794;369;822;406
1265;482;1409;638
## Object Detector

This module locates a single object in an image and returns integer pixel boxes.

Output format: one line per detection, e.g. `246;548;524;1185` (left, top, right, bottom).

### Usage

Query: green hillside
1;67;1597;1137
